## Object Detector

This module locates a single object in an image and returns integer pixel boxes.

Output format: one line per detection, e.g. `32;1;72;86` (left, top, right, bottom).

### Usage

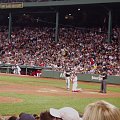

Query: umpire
100;71;107;93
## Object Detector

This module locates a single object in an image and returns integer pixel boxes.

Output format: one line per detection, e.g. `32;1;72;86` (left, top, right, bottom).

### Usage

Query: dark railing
0;0;65;3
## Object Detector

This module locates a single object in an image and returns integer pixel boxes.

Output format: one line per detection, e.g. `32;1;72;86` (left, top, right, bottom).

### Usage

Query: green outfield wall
0;64;120;84
42;70;120;85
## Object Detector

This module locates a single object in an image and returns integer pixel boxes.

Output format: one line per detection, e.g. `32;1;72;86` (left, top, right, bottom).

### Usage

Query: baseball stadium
0;0;120;120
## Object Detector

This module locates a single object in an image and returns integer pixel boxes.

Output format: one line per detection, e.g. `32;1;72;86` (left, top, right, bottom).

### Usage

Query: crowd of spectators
0;100;120;120
0;26;120;76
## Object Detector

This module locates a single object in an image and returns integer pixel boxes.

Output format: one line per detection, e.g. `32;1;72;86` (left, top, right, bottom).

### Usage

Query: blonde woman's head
83;100;120;120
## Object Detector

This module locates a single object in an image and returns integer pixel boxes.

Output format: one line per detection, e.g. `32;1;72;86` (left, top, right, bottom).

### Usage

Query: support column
117;28;120;48
107;10;112;43
55;11;59;42
8;12;12;40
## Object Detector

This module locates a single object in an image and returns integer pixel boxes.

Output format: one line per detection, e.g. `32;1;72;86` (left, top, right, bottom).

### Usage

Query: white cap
50;107;82;120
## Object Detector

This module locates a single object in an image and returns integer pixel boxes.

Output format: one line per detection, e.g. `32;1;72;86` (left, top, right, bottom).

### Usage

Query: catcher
71;72;82;92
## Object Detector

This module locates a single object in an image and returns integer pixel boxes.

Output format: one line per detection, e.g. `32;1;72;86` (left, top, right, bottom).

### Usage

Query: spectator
83;100;120;120
40;111;54;120
18;113;35;120
0;115;2;120
8;116;17;120
40;107;82;120
0;26;119;76
33;114;40;120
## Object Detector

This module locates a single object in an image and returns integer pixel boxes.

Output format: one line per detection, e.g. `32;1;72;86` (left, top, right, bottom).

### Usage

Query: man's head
50;107;82;120
40;111;62;120
83;100;120;120
19;113;35;120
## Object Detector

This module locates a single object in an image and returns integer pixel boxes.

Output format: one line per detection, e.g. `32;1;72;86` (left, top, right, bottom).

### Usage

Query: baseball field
0;73;120;116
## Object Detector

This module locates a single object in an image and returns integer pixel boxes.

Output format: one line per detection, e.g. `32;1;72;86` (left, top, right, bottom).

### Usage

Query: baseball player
71;72;81;92
16;64;21;75
12;64;21;75
64;69;71;90
12;65;17;74
99;71;107;93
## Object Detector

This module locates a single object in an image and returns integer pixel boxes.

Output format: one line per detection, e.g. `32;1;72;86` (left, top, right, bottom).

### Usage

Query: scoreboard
0;2;23;9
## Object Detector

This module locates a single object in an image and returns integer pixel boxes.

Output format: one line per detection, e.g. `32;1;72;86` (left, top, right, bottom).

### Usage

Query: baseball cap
50;107;82;120
19;113;35;120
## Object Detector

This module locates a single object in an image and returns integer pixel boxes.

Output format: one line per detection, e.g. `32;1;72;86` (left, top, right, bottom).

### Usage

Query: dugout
0;64;43;76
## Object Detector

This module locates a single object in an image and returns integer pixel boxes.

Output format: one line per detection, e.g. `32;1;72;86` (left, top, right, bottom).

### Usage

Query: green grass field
0;74;120;116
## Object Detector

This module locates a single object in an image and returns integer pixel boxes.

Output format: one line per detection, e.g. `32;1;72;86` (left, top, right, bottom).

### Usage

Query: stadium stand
0;1;120;119
0;0;120;76
0;26;120;75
